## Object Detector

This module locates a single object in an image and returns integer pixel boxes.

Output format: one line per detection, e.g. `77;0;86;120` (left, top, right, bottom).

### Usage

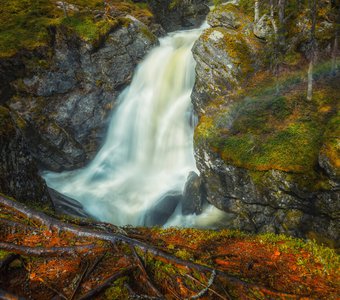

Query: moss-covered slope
192;2;339;246
0;0;154;58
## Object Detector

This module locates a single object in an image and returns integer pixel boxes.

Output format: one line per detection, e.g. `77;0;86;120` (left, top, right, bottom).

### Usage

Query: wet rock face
8;17;158;171
195;147;340;246
192;4;340;246
0;106;53;209
147;0;209;32
182;171;205;215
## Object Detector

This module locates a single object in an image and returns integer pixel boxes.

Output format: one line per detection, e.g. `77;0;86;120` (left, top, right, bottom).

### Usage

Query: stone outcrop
0;106;53;209
146;0;209;32
192;3;259;115
7;17;158;171
192;3;340;247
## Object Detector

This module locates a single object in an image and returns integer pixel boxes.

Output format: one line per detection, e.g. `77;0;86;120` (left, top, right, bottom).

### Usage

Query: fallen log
0;242;97;256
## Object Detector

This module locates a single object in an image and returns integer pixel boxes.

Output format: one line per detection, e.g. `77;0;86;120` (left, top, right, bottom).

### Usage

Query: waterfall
44;23;229;228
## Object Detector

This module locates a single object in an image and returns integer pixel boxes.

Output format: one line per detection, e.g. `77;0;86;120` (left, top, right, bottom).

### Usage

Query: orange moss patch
0;200;339;299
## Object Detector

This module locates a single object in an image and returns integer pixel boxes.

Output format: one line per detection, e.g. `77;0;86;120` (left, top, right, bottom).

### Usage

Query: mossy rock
0;0;153;58
195;63;339;189
195;63;339;173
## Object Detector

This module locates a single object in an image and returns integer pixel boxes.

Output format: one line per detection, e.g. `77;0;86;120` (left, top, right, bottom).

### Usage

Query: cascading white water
45;24;229;228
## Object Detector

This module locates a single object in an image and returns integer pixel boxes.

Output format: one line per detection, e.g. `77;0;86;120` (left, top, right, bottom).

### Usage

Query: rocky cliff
0;106;53;209
147;0;209;32
0;0;209;208
0;0;209;173
192;2;339;247
7;17;158;171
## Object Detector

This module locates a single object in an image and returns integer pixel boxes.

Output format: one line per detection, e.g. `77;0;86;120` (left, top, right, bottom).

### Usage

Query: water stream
44;24;228;228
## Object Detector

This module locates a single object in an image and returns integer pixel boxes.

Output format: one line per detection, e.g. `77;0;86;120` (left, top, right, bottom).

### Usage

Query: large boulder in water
143;192;182;226
48;188;91;219
182;171;205;215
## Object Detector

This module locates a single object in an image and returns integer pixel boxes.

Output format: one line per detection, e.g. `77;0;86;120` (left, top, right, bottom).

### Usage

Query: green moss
196;63;339;180
104;276;129;299
201;27;256;86
61;16;117;43
174;249;192;260
0;0;153;57
139;26;157;43
0;0;62;57
0;250;11;260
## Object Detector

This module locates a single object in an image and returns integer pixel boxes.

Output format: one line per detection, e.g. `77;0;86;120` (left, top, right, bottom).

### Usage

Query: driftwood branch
70;262;89;300
0;242;97;256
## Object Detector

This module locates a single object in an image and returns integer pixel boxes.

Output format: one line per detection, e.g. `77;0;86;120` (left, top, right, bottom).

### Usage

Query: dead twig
70;261;89;300
185;271;226;300
84;251;106;279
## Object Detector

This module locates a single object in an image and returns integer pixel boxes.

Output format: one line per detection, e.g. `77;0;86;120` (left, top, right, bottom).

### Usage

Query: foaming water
44;23;228;227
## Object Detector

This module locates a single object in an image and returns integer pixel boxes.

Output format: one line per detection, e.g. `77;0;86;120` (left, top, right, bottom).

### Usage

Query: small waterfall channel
45;23;228;228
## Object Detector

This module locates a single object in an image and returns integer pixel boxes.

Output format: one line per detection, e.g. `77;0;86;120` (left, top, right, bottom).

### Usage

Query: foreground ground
0;195;339;299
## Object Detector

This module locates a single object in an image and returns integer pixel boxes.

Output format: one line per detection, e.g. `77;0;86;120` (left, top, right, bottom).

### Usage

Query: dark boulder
48;188;91;219
182;171;205;215
143;192;182;226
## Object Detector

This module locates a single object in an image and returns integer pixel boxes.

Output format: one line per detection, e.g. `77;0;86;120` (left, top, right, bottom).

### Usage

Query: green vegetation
195;62;339;183
105;277;129;299
0;0;152;58
0;0;62;57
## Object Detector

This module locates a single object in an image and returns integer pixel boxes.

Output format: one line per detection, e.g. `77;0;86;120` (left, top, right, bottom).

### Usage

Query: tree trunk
307;0;317;101
332;32;338;75
306;60;313;101
61;1;68;18
331;6;339;75
254;0;260;23
278;0;286;48
269;0;278;35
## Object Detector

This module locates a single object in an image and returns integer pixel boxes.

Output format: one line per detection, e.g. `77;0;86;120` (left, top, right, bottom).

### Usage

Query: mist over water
45;24;229;228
